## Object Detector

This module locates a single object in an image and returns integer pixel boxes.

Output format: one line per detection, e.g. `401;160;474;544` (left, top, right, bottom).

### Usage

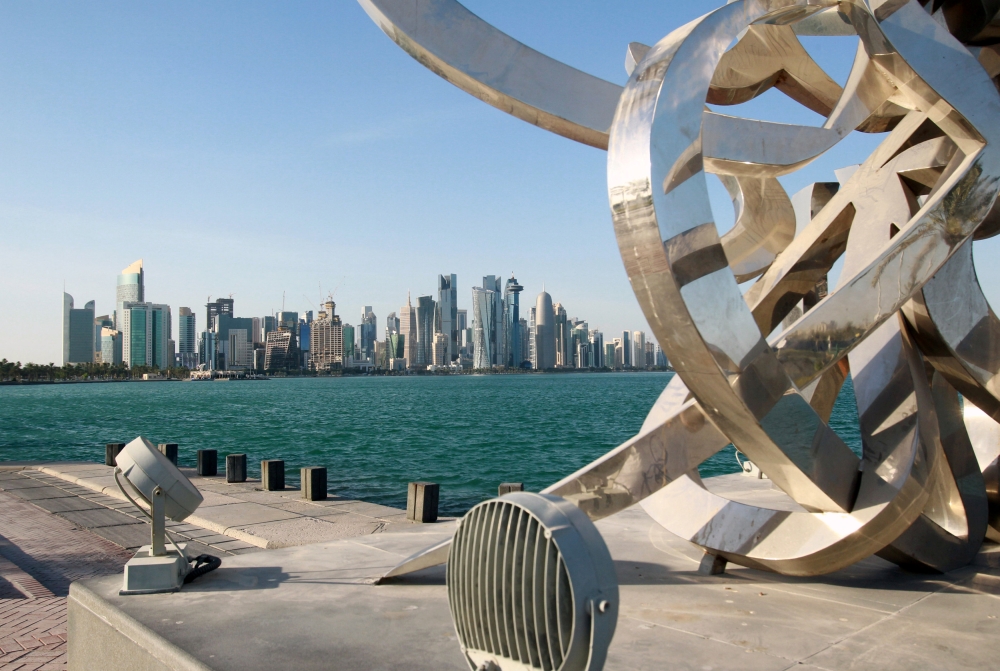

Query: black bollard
301;467;327;501
261;460;285;491
407;482;439;523
197;449;218;476
226;454;247;483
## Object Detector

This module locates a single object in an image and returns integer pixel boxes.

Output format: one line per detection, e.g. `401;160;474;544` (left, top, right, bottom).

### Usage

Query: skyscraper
101;327;122;366
394;293;414;368
590;330;604;368
386;311;400;338
115;259;144;329
553;303;568;367
504;275;523;368
518;318;529;368
177;307;198;369
94;315;112;362
415;296;436;367
206;297;234;333
63;293;95;365
264;330;295;371
534;290;555;370
360;306;377;361
482;276;506;366
342;323;355;361
621;330;632;368
633;331;646;370
438;274;458;363
457;308;468;359
471;284;499;369
528;306;536;368
310;301;344;372
121;302;172;369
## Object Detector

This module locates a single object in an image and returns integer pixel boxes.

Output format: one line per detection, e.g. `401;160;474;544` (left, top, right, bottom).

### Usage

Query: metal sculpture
359;0;1000;576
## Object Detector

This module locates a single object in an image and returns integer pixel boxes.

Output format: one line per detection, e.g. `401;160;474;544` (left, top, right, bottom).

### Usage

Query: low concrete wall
68;581;213;671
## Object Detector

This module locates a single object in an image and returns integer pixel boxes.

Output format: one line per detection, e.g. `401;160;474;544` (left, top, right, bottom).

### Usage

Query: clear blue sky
1;1;996;363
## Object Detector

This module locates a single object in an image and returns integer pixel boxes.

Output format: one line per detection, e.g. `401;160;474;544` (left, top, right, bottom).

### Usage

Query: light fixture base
120;544;189;596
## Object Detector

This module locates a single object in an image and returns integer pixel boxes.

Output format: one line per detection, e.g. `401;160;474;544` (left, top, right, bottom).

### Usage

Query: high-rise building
438;274;458;362
277;311;298;333
655;343;668;368
121;302;172;369
590;330;604;368
528;306;536;368
415;296;436;367
176;308;198;369
518;318;529;368
100;327;122;366
457;308;469;359
342;323;356;361
432;332;449;366
115;260;144;329
645;341;655;369
63;293;96;365
93;315;112;361
400;293;417;368
553;303;569;367
572;323;590;368
311;300;344;372
534;291;555;370
206;297;234;333
261;315;276;344
504;275;523;368
264;330;296;371
214;315;255;370
471;284;499;369
605;342;617;369
386;311;400;338
613;338;624;369
482;276;506;366
621;330;632;368
633;331;646;370
360;306;377;361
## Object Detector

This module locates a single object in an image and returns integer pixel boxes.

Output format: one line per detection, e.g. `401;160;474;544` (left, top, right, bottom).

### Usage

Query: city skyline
4;2;998;363
56;258;664;373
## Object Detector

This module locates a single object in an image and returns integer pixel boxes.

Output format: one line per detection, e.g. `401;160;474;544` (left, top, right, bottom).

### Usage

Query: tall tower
415;296;436;366
534;290;555;370
400;292;418;368
504;275;523;367
115;259;144;329
438;274;458;362
63;293;96;365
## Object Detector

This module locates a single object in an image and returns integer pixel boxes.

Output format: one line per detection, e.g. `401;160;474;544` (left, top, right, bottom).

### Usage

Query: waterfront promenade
0;462;413;669
2;462;999;670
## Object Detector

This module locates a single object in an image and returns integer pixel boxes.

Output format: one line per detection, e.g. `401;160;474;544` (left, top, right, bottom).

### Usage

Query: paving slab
0;477;54;490
189;502;300;532
6;485;77;501
57;509;145;529
231;516;381;548
31;497;107;514
90;524;155;551
197;491;245;508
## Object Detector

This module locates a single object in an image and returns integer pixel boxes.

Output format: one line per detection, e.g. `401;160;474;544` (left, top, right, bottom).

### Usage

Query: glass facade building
504;276;523;368
122;302;171;369
63;293;96;365
438;274;458;363
115;259;144;329
471;286;498;369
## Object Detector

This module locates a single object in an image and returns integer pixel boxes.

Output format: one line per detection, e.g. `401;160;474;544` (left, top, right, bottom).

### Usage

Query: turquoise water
0;373;861;516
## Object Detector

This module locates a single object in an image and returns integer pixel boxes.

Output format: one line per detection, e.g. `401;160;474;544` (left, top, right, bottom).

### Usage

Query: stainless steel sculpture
360;0;1000;577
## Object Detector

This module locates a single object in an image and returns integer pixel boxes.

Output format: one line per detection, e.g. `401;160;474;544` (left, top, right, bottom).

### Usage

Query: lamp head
448;492;618;671
115;436;203;521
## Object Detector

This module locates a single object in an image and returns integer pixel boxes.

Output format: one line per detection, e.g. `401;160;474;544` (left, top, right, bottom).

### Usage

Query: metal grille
449;499;574;671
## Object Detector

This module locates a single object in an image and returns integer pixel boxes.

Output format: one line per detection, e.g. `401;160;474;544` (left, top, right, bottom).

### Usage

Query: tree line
0;359;191;382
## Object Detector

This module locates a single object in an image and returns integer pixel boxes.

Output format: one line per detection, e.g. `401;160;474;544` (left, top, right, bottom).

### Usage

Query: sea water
0;373;861;516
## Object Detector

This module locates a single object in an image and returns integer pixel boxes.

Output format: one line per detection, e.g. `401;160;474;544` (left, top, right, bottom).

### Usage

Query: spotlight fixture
448;492;618;671
114;436;207;595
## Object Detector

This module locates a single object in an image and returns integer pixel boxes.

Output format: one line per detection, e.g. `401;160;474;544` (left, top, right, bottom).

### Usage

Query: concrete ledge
69;580;214;671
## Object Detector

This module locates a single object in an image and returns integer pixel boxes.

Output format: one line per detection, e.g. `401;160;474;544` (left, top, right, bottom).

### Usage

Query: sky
1;1;997;363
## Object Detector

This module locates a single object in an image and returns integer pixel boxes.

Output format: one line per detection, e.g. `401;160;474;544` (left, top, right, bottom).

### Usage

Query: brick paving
0;487;135;670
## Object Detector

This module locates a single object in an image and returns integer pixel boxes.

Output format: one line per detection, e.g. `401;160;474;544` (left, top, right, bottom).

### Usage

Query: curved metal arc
357;0;622;149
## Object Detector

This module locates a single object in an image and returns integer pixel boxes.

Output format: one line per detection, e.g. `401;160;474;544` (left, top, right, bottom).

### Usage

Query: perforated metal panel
448;492;617;671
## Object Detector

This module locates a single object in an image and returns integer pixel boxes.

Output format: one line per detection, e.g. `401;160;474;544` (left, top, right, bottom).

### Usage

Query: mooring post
261;459;285;491
407;482;439;523
226;454;247;483
301;467;327;501
197;449;218;476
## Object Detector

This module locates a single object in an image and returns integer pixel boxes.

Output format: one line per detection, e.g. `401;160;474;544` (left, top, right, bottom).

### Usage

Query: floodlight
114;436;208;595
448;492;618;671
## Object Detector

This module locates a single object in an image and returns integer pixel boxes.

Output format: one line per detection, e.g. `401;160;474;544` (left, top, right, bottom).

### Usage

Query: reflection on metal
360;0;1000;577
448;493;618;671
